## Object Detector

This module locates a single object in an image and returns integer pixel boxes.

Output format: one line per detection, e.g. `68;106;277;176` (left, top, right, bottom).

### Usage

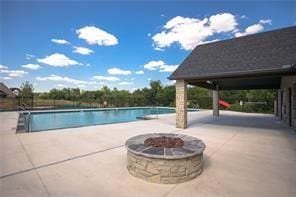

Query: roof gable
169;26;296;80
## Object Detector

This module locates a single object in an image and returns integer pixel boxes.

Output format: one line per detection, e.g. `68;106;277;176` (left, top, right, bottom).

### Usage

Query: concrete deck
1;110;296;197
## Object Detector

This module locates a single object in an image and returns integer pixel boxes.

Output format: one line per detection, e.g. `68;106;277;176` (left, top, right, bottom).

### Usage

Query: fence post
31;96;34;110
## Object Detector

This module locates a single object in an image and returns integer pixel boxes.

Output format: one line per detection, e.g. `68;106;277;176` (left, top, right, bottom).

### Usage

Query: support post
176;80;187;129
277;90;282;119
213;85;219;116
274;100;278;117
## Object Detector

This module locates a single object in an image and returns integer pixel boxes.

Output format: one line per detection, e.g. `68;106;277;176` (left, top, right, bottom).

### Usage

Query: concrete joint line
0;144;125;179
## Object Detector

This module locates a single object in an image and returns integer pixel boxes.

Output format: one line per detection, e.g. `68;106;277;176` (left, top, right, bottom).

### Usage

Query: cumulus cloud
0;64;8;70
73;46;94;55
144;60;165;70
143;60;178;73
37;53;79;67
51;39;70;45
92;75;120;81
159;65;178;73
152;13;238;50
25;54;35;60
119;81;133;85
209;13;237;33
235;19;272;37
259;19;272;25
0;76;12;80
76;26;118;46
21;64;41;70
240;15;247;19
135;70;144;74
36;74;95;85
0;64;28;77
235;24;264;37
0;69;28;77
107;67;131;75
56;84;66;87
77;84;86;88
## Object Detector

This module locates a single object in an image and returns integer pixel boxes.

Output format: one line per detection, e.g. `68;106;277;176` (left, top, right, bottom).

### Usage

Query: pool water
24;107;196;132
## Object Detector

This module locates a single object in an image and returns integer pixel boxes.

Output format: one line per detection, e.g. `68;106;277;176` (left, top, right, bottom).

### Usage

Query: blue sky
0;1;295;92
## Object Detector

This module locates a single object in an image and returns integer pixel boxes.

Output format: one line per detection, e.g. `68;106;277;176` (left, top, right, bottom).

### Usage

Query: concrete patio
1;110;296;197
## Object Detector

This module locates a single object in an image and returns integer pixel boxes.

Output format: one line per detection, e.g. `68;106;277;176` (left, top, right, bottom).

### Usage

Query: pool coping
22;106;198;114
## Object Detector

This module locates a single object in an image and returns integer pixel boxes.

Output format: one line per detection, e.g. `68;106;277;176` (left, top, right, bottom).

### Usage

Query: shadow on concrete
188;112;290;131
203;154;211;171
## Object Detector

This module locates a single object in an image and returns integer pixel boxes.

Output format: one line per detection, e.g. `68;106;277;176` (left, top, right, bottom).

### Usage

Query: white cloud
152;13;238;50
77;84;86;88
51;39;70;45
234;19;272;38
0;69;28;77
37;53;79;67
235;23;264;37
0;76;12;80
143;60;178;73
119;81;133;85
259;19;272;25
73;46;94;55
0;64;28;77
56;84;66;87
240;15;247;19
93;75;120;81
159;65;178;73
135;70;144;74
76;26;118;46
25;54;35;60
21;64;41;70
36;74;95;85
209;13;237;33
144;60;165;70
107;67;131;75
0;64;8;70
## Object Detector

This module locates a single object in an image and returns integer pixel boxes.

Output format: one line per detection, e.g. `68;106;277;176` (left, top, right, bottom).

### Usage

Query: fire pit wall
126;133;206;184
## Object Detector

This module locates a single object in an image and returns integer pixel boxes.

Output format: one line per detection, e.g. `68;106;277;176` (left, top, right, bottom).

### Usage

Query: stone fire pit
125;133;206;184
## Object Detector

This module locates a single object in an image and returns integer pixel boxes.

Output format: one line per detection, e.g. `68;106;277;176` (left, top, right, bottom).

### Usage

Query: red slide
219;99;231;108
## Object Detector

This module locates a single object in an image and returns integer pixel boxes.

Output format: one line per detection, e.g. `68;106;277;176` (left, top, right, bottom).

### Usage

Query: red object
219;99;231;108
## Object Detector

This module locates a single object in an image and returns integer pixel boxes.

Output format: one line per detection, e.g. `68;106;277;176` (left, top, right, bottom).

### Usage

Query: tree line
21;80;276;113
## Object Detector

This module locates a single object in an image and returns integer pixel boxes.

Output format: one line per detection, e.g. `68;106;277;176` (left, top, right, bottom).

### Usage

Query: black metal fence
0;95;275;114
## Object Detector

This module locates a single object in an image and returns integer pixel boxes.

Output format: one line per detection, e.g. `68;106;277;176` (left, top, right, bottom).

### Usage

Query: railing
17;105;31;132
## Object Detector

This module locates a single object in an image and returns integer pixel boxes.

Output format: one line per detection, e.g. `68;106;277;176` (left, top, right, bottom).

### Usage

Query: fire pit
125;133;206;184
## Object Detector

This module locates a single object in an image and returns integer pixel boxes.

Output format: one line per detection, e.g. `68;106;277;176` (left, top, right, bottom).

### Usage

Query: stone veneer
176;80;187;129
212;85;219;116
125;133;206;184
280;75;296;129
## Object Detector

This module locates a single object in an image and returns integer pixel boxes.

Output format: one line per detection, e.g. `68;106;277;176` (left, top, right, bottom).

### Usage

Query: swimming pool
23;107;197;132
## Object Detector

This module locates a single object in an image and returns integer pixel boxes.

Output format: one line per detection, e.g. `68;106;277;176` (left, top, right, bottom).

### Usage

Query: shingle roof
0;82;16;98
169;26;296;80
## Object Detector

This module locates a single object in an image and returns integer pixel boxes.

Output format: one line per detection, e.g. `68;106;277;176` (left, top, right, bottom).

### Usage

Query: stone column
274;100;278;117
176;80;187;129
277;90;282;119
213;85;219;116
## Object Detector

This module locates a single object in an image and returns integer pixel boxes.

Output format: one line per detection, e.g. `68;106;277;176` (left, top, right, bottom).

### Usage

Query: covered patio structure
169;26;296;129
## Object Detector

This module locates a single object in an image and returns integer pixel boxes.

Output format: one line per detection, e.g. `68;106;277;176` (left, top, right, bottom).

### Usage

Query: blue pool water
24;107;196;132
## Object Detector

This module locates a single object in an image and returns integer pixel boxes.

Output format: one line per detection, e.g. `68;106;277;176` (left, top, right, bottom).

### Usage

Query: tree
149;80;162;105
20;81;34;97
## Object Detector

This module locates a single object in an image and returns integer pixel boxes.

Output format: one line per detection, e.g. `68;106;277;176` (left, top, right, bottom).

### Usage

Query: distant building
0;82;20;98
10;88;21;97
